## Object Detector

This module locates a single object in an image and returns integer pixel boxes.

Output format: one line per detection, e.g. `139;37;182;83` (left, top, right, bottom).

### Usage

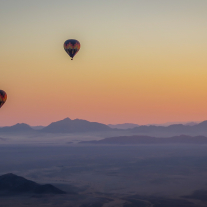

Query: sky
1;0;207;126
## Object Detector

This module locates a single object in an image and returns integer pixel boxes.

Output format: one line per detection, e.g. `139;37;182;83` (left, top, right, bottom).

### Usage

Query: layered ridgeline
80;135;207;144
1;118;207;134
130;121;207;134
0;118;112;133
0;173;66;195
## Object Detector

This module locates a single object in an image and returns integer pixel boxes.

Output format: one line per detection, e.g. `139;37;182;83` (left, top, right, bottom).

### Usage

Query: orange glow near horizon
1;1;207;126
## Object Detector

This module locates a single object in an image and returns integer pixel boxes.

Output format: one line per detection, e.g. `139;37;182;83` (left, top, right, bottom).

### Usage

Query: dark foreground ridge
0;174;206;206
80;135;207;144
0;173;66;195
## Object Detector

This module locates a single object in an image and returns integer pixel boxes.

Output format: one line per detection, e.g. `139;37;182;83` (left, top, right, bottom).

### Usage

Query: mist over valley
0;118;207;206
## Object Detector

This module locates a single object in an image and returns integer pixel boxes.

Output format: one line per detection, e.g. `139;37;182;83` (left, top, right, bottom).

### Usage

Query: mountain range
0;118;112;133
0;173;66;195
130;121;207;134
0;118;207;135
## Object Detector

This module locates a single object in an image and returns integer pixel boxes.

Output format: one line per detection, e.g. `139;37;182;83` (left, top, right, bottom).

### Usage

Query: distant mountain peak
197;120;207;127
13;123;30;127
41;118;111;133
62;117;71;121
0;123;34;133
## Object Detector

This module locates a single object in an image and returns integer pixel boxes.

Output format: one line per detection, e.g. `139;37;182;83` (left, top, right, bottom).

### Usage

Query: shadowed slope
0;123;34;133
0;173;66;195
80;135;207;144
131;120;207;134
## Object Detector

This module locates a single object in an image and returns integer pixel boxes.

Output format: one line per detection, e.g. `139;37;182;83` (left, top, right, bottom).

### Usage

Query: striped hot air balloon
0;90;7;108
64;39;80;60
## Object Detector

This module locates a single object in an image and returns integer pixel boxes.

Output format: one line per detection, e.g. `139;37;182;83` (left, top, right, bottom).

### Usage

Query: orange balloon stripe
0;94;7;102
64;42;80;50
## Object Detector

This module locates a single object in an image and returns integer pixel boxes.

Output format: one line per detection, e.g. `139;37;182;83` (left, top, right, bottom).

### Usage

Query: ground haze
0;143;207;206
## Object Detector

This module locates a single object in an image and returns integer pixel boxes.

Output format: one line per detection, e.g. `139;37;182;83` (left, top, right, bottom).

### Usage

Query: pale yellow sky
1;0;207;126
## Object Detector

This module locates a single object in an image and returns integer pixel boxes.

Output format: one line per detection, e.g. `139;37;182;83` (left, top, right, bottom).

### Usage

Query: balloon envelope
64;39;80;60
0;90;7;108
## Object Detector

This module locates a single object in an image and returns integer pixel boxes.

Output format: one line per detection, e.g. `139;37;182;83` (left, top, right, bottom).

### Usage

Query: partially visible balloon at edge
63;39;80;60
0;90;7;108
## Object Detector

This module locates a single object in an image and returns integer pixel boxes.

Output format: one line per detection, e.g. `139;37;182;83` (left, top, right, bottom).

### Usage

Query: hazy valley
0;118;207;206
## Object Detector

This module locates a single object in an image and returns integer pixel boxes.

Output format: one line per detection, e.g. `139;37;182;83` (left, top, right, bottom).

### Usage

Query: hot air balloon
0;90;7;108
64;39;80;60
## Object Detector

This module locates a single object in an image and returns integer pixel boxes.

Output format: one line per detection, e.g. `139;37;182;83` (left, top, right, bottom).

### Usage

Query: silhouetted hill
41;118;112;133
80;135;207;144
130;120;207;134
0;173;66;195
0;123;35;133
108;123;139;129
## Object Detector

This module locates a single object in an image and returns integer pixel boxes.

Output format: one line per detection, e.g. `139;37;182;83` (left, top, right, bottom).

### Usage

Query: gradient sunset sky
1;0;207;126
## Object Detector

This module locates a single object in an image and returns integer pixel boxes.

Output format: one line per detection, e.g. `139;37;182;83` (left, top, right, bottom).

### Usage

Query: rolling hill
41;117;112;133
0;173;66;195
